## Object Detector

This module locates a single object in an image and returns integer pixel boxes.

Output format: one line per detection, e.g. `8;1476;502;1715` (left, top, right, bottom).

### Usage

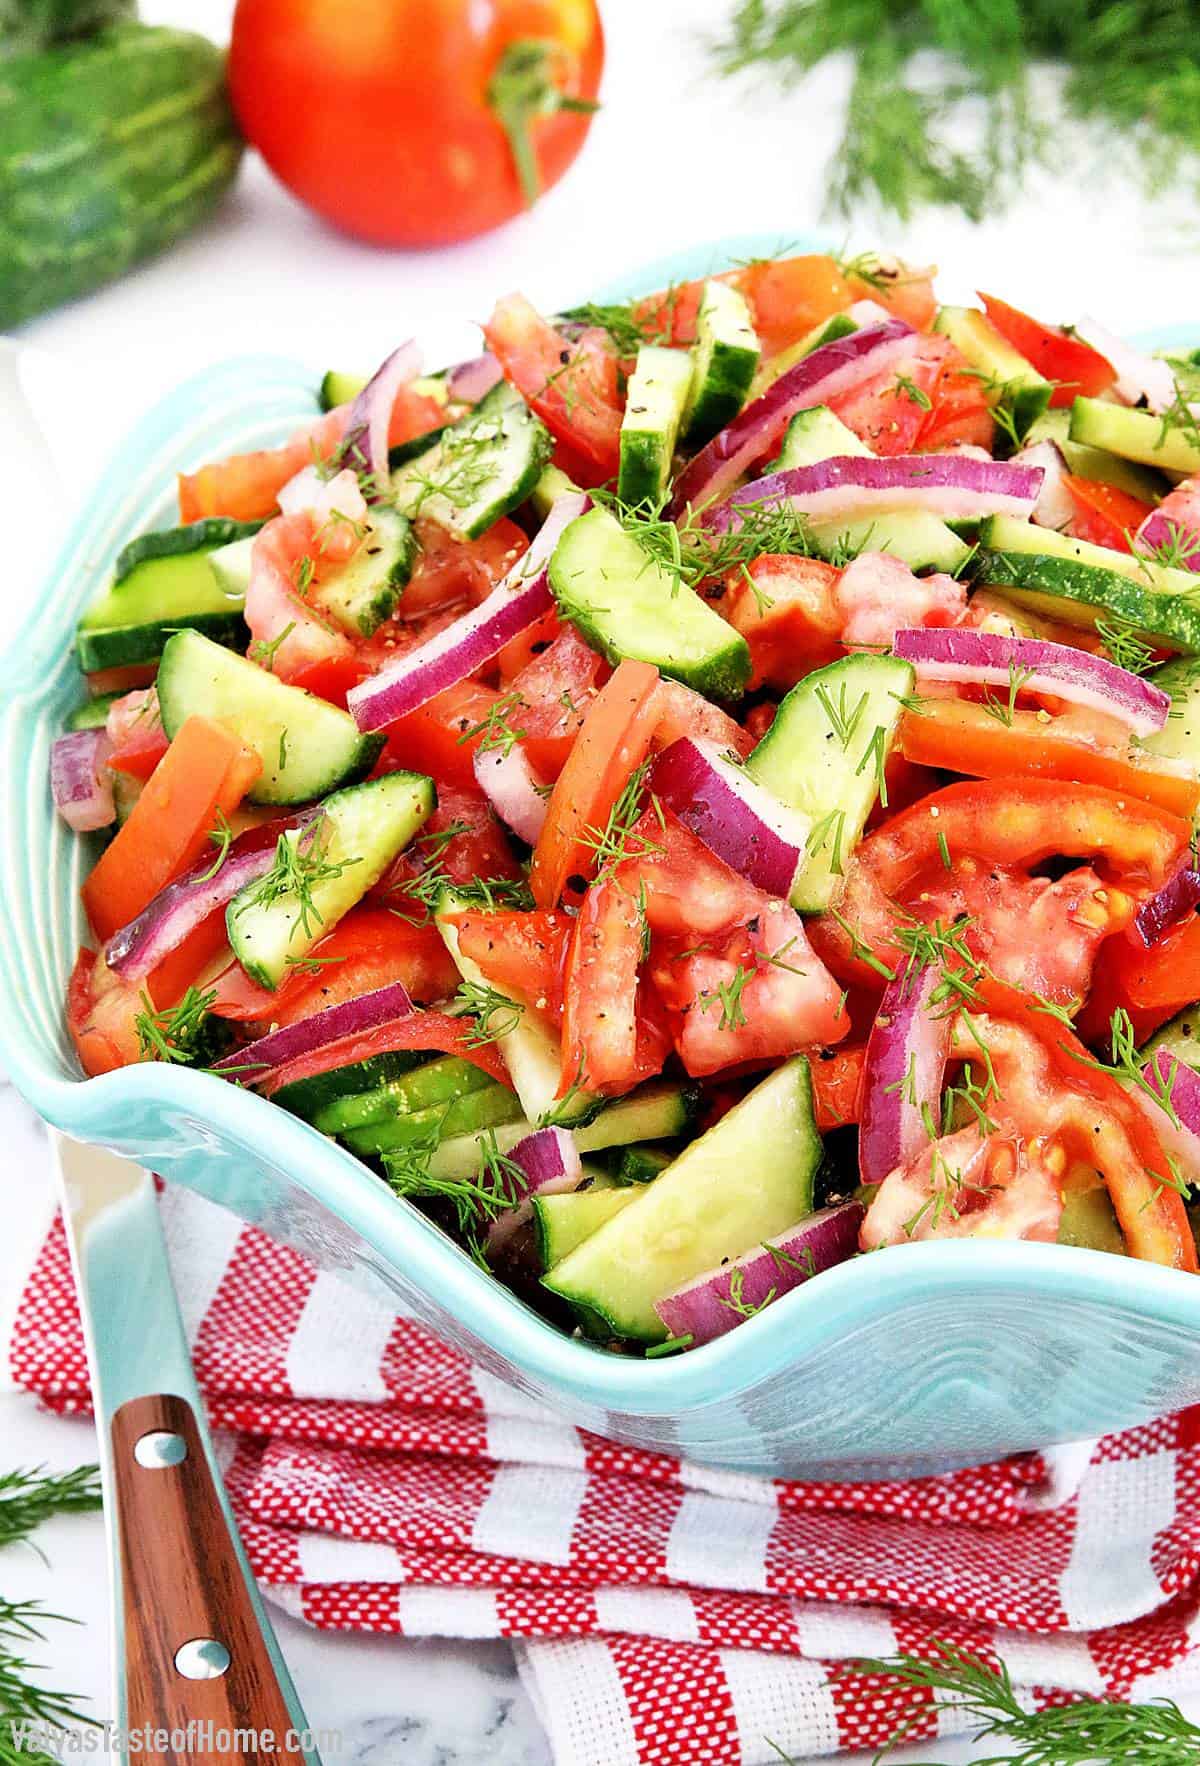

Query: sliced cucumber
529;463;579;519
320;370;367;410
76;518;263;671
618;345;692;508
312;1054;492;1136
157;630;384;804
208;533;256;599
1023;409;1170;504
435;888;602;1129
544;1057;823;1342
550;505;751;702
932;307;1051;439
1057;1187;1127;1255
1139;654;1200;776
980;516;1200;599
66;693;118;732
771;404;970;573
682;279;760;446
748;652;914;912
392;385;552;540
340;1081;523;1157
973;547;1200;656
112;771;142;826
272;1048;430;1124
226;770;434;988
1070;397;1200;476
422;1079;699;1183
614;1143;673;1184
534;1187;640;1269
749;312;858;399
311;508;417;638
1141;1007;1200;1075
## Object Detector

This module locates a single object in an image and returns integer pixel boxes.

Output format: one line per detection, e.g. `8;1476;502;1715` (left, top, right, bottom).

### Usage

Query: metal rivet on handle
174;1638;231;1681
133;1430;187;1469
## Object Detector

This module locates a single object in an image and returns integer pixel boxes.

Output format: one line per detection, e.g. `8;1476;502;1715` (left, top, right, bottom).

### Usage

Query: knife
52;1133;320;1766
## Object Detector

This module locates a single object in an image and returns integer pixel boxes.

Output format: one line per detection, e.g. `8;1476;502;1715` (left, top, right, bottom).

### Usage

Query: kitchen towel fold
6;1182;1200;1765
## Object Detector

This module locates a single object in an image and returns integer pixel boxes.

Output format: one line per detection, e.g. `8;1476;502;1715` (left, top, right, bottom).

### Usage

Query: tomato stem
487;37;598;207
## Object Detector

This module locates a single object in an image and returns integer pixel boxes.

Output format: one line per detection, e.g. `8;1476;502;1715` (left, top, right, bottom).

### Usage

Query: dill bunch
711;0;1200;220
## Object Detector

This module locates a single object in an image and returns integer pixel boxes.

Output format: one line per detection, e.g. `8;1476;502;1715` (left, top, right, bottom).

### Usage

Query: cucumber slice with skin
272;1049;429;1123
313;1054;493;1136
1142;1007;1200;1074
1023;409;1170;503
66;693;119;731
750;312;858;399
682;279;761;446
1139;654;1200;776
157;629;384;804
550;506;751;702
544;1057;823;1342
534;1187;640;1269
748;652;914;912
974;548;1200;656
392;386;552;540
529;463;578;519
980;515;1200;599
435;887;603;1129
614;1144;673;1184
1070;397;1200;476
618;346;693;508
340;1081;523;1157
320;370;449;414
932;307;1051;440
312;508;417;638
113;518;264;582
208;533;256;599
77;532;256;671
420;1080;700;1183
771;404;970;574
227;770;434;989
1058;1187;1126;1255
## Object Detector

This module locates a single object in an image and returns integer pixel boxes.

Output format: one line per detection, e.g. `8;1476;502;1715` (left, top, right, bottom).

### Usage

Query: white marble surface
4;0;1200;1757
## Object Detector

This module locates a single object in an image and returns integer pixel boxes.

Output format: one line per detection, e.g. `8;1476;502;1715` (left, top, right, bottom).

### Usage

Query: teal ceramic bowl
5;235;1200;1480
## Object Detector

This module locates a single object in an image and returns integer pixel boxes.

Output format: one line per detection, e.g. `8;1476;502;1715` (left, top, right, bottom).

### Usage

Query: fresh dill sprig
697;964;753;1032
593;487;831;599
235;817;360;943
1095;617;1157;676
449;980;524;1047
579;761;665;875
645;1333;695;1359
558;298;669;355
892;372;932;411
980;660;1036;727
0;1466;102;1551
194;809;235;885
456;688;530;758
814;680;869;751
1139;522;1200;574
834;1640;1200;1765
716;1265;776;1320
1067;1005;1181;1130
248;621;296;673
383;1123;524;1232
134;985;217;1066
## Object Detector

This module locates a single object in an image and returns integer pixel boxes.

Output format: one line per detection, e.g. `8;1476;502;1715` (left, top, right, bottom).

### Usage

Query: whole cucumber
1;0;136;56
0;23;242;327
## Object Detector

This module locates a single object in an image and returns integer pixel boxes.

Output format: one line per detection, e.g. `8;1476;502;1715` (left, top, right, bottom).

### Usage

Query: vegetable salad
55;249;1200;1353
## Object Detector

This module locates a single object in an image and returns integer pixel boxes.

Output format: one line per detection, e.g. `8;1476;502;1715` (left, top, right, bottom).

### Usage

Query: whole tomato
228;0;604;247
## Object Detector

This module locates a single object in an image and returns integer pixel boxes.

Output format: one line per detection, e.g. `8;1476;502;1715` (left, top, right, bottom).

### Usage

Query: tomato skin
979;293;1117;406
107;712;168;781
67;948;143;1076
229;0;603;247
846;264;938;331
829;337;953;456
485;297;622;474
261;1009;510;1097
286;654;368;710
648;677;754;759
632;255;853;355
1080;916;1200;1046
451;908;572;1024
1062;475;1155;554
811;1044;865;1129
509;625;605;777
376;784;520;917
721;554;842;690
400;518;529;621
376;679;505;790
560;879;645;1093
618;807;767;939
897;699;1200;820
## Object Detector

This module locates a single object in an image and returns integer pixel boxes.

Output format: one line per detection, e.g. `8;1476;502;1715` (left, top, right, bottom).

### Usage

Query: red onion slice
653;1201;864;1346
105;812;317;981
212;980;416;1083
652;735;811;899
486;1125;584;1253
710;454;1043;531
1013;438;1075;531
1133;869;1200;948
891;626;1170;738
1136;480;1200;575
341;341;423;495
447;352;503;405
1140;1047;1200;1176
1074;317;1177;413
348;491;589;734
473;743;549;846
669;319;915;516
51;729;115;833
859;961;952;1187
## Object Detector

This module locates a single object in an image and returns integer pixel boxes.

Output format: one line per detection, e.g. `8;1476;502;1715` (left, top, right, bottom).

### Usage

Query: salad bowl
4;234;1200;1480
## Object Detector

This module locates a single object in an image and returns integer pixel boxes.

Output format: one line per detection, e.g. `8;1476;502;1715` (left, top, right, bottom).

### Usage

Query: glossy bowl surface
4;235;1200;1479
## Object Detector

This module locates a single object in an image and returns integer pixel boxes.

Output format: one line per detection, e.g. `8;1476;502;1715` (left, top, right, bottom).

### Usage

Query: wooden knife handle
111;1394;305;1765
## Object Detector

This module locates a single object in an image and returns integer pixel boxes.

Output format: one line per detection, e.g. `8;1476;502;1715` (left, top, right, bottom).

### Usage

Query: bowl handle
110;1392;308;1763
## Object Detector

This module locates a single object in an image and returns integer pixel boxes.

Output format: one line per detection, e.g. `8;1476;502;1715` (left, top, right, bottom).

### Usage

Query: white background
4;0;1200;1759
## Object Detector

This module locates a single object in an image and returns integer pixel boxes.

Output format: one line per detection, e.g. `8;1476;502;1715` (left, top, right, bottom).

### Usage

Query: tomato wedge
979;294;1117;405
82;717;262;942
1062;474;1155;554
631;254;853;355
897;699;1200;819
530;658;662;908
485;295;623;476
559;879;644;1093
376;678;506;790
811;1044;866;1129
107;715;169;781
1079;916;1200;1048
450;908;572;1025
510;625;605;777
260;1009;511;1098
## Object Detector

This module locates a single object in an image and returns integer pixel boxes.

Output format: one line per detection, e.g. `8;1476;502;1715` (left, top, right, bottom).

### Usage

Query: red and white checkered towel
7;1183;1200;1765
